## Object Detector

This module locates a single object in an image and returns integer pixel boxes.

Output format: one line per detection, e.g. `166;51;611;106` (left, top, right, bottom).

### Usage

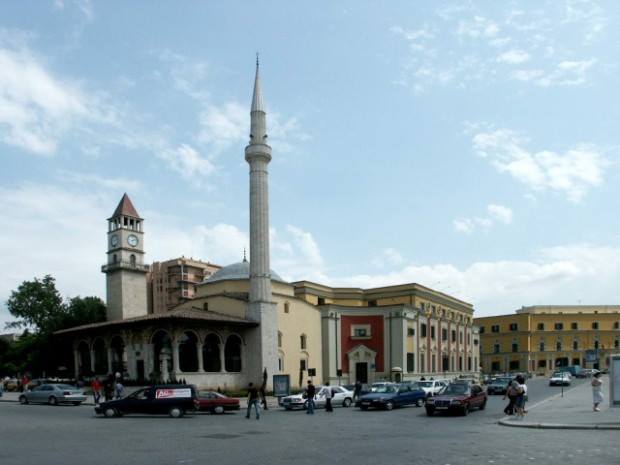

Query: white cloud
371;248;405;268
453;203;513;234
198;102;247;147
327;243;620;317
158;144;215;187
472;128;606;202
497;49;530;64
56;170;143;192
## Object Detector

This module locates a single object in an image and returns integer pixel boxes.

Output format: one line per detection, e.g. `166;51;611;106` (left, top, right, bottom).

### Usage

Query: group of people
502;375;528;419
90;373;125;404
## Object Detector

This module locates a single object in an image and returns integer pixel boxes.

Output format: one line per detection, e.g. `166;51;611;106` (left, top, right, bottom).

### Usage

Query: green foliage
6;275;64;333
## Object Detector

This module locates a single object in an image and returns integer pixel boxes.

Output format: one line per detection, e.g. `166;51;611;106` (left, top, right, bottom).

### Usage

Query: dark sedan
95;384;198;418
358;383;426;411
196;391;240;414
425;382;487;416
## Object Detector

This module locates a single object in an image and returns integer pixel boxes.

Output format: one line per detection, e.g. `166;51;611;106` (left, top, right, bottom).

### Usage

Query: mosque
57;62;480;390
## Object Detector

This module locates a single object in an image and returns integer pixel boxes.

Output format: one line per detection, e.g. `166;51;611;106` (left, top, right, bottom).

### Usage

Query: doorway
355;362;368;383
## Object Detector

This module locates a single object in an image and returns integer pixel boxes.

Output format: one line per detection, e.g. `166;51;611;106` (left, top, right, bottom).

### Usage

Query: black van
95;384;198;418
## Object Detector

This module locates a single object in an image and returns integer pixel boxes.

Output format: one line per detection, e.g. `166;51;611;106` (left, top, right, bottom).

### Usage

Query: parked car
578;369;600;378
549;372;571;386
417;379;449;397
281;386;354;410
19;383;86;406
358;383;426;411
196;391;240;414
425;382;487;416
486;377;513;395
94;384;198;418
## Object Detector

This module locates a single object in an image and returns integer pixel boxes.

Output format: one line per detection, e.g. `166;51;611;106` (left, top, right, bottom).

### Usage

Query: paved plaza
1;378;619;465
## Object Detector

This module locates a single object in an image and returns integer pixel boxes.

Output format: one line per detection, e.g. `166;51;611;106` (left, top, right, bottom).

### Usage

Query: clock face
110;235;119;247
127;234;139;247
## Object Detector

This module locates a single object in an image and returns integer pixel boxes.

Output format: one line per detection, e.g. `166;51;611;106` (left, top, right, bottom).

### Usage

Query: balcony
102;261;150;273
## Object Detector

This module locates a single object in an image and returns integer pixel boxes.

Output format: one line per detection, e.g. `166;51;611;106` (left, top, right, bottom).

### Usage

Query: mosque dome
205;259;286;284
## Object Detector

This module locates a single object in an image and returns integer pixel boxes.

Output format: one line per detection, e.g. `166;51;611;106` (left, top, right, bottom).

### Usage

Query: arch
110;335;125;374
178;331;199;372
224;334;242;372
203;333;222;372
92;337;108;374
130;254;136;266
152;329;173;375
77;340;91;376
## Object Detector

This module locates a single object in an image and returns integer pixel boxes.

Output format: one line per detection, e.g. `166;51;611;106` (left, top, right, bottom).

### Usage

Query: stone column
73;349;80;378
89;349;96;373
220;344;226;373
197;343;205;373
107;348;113;374
172;343;180;377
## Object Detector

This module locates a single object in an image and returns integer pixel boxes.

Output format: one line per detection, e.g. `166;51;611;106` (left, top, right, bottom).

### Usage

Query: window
278;331;282;348
594;340;599;349
572;340;578;350
203;302;209;311
572;358;580;366
615;339;619;349
317;297;325;305
491;361;501;372
539;341;545;351
442;328;448;341
442;355;449;371
300;359;306;371
614;322;619;330
491;325;500;333
406;353;415;372
368;300;377;307
284;302;290;313
509;360;520;370
407;327;415;336
479;326;485;334
537;323;545;331
571;322;578;330
538;360;546;368
300;334;307;350
592;322;599;330
474;339;479;346
352;325;371;338
421;323;427;338
554;323;564;330
451;330;456;342
353;328;368;337
459;332;463;344
493;344;500;354
509;323;518;331
512;343;519;353
556;340;562;351
278;357;283;371
431;325;436;339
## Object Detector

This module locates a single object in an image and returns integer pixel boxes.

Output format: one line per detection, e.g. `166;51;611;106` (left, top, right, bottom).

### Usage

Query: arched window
93;338;108;374
278;331;283;348
178;331;199;372
573;340;579;350
130;254;136;267
203;334;221;372
110;336;125;373
539;341;545;352
113;254;118;263
300;334;307;350
224;335;242;372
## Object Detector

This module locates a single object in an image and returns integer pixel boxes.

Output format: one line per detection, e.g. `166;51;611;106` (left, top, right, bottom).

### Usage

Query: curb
498;419;620;430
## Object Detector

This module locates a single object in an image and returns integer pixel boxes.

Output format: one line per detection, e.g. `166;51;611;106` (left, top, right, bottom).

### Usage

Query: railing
101;261;150;273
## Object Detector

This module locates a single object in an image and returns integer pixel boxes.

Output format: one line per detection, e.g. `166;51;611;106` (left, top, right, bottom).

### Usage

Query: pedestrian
305;380;316;414
591;372;603;411
353;380;362;402
104;376;114;402
91;377;102;404
324;381;333;413
503;382;516;415
115;380;125;399
514;375;526;419
246;382;260;420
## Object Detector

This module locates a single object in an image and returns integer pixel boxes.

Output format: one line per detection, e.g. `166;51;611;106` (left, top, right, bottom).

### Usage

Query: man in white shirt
324;381;333;412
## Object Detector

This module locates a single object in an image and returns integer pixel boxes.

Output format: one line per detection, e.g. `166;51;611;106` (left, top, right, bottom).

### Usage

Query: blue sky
1;1;619;327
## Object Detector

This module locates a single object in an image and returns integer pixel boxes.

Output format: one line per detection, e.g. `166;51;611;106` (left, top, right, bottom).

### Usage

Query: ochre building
475;305;620;375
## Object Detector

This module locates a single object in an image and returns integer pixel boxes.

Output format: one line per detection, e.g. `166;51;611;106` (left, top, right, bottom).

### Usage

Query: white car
281;385;354;410
549;372;571;386
417;379;449;397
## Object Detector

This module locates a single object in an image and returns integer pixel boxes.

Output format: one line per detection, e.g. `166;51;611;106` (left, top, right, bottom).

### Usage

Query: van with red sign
95;384;198;418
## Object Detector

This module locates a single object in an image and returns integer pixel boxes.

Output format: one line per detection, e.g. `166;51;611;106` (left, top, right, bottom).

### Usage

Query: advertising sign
611;355;620;407
155;388;192;399
585;350;598;363
273;374;290;397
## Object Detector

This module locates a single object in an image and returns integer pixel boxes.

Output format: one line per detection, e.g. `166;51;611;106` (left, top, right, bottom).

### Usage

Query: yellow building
475;305;620;375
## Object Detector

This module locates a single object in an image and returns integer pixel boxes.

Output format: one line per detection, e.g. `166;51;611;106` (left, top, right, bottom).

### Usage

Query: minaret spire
249;55;267;144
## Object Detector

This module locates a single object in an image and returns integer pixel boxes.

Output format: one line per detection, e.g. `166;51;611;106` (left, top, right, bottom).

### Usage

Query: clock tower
102;193;148;321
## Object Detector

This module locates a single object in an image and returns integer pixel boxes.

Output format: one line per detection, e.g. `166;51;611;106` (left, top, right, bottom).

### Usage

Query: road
1;378;617;465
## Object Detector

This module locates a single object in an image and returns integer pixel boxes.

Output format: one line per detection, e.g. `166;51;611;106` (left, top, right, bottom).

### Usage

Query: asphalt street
1;378;617;465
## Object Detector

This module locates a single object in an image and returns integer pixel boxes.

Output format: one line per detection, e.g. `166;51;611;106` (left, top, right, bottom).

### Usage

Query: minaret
244;57;278;386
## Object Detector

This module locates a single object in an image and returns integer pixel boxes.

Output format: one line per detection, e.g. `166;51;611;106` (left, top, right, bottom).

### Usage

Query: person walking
305;380;316;414
353;381;362;402
502;382;516;415
592;372;603;411
246;382;260;419
514;375;526;419
324;382;333;413
91;377;102;404
114;380;125;399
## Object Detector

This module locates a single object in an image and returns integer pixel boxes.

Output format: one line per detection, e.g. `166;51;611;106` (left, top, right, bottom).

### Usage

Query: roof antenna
256;52;259;67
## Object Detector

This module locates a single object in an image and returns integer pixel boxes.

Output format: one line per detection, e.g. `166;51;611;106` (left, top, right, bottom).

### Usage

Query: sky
1;1;620;328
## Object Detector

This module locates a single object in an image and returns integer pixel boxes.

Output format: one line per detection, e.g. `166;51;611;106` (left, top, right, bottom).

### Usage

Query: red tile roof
111;193;141;219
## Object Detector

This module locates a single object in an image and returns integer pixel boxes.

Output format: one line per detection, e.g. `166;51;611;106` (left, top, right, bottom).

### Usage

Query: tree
6;275;64;333
60;296;106;329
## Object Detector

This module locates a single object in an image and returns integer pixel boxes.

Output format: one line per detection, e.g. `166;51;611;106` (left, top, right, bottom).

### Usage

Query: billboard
155;388;192;399
585;350;599;363
273;374;290;397
611;355;620;407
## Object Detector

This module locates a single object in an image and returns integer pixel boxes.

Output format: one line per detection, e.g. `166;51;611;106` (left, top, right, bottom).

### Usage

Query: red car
196;391;240;414
425;382;487;416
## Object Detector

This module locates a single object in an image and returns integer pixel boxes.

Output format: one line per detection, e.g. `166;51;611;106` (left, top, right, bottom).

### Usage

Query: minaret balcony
101;261;150;273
